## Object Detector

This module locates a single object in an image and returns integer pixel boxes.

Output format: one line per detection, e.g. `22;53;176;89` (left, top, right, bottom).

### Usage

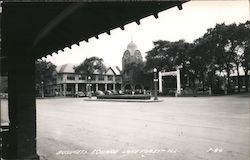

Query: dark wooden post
2;44;39;159
2;2;39;157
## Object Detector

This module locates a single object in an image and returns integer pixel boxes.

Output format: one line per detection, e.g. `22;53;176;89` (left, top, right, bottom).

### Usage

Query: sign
154;79;158;82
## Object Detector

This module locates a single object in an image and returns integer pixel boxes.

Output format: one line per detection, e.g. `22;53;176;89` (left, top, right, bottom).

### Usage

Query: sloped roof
57;64;121;75
57;63;75;73
106;67;116;75
113;66;121;75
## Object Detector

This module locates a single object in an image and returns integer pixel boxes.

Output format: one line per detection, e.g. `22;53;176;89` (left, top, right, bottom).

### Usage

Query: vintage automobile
74;91;86;97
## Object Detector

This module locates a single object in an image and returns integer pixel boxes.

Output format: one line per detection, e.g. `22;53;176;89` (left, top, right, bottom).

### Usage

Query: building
0;2;187;159
230;67;250;92
44;64;122;96
122;41;145;91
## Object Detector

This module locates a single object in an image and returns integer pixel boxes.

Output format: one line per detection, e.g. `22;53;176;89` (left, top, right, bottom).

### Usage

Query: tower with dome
122;41;144;92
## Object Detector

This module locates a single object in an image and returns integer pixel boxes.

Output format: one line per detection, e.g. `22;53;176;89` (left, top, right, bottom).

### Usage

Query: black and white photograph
0;1;249;160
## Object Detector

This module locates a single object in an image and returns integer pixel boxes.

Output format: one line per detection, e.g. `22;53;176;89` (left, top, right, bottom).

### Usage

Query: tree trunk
208;72;213;94
236;64;240;93
202;73;205;92
245;69;249;92
226;68;231;94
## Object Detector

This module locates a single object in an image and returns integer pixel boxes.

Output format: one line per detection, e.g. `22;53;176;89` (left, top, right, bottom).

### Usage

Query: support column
105;84;107;91
85;83;88;92
3;48;39;159
75;83;78;94
113;83;116;91
63;84;66;96
96;84;98;91
159;71;163;93
60;84;63;96
176;68;181;96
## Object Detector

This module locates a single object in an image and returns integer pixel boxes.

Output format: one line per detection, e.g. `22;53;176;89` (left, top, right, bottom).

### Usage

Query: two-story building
44;63;122;96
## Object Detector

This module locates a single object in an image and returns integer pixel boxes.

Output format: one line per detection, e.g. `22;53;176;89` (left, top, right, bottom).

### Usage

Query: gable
106;67;115;75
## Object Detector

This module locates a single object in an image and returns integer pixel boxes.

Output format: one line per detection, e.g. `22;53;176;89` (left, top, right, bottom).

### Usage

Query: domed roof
127;41;137;50
126;41;139;56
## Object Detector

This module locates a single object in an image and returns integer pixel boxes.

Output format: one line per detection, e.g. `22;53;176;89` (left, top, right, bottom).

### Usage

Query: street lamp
88;76;92;98
41;81;44;98
153;68;158;100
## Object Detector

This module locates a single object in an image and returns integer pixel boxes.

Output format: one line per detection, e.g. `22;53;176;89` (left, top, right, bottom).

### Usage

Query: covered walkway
0;1;187;159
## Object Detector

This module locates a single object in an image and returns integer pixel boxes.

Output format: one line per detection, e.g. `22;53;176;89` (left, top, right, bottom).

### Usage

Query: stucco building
44;64;122;96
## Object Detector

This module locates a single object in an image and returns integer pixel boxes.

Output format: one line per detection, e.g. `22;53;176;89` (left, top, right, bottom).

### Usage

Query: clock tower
122;41;144;91
122;41;143;70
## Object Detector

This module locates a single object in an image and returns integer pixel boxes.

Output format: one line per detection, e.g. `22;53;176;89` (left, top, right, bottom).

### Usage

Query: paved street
1;94;250;160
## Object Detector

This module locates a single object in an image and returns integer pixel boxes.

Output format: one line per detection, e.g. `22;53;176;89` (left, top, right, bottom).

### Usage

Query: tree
145;40;172;71
237;21;250;92
35;60;56;86
145;40;192;91
35;60;57;96
199;23;240;93
188;37;216;92
74;56;106;78
242;42;250;91
145;22;250;95
145;40;191;71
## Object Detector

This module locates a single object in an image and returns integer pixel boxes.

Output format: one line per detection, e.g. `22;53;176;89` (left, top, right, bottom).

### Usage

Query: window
79;76;85;80
115;76;121;82
67;75;75;80
108;75;113;81
98;75;104;81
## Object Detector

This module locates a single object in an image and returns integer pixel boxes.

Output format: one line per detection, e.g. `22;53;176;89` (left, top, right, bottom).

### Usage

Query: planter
97;94;151;100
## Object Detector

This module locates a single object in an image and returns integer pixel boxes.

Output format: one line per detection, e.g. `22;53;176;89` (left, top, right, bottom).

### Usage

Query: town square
1;93;249;160
0;1;250;160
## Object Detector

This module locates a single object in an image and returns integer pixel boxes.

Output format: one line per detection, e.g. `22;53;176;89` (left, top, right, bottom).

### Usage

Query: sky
45;0;250;69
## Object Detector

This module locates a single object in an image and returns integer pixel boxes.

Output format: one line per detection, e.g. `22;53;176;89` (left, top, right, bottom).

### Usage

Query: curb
84;99;163;103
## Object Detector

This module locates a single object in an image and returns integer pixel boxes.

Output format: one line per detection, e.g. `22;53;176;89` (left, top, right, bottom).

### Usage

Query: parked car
111;90;118;95
95;90;105;96
104;90;113;95
74;91;85;97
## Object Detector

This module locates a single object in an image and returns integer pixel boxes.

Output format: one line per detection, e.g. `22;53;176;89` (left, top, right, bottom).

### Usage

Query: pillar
75;83;78;94
96;84;98;91
159;71;163;93
85;83;88;92
3;48;39;159
113;83;116;91
176;68;181;96
63;84;67;96
2;6;40;158
105;84;107;91
59;84;62;96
